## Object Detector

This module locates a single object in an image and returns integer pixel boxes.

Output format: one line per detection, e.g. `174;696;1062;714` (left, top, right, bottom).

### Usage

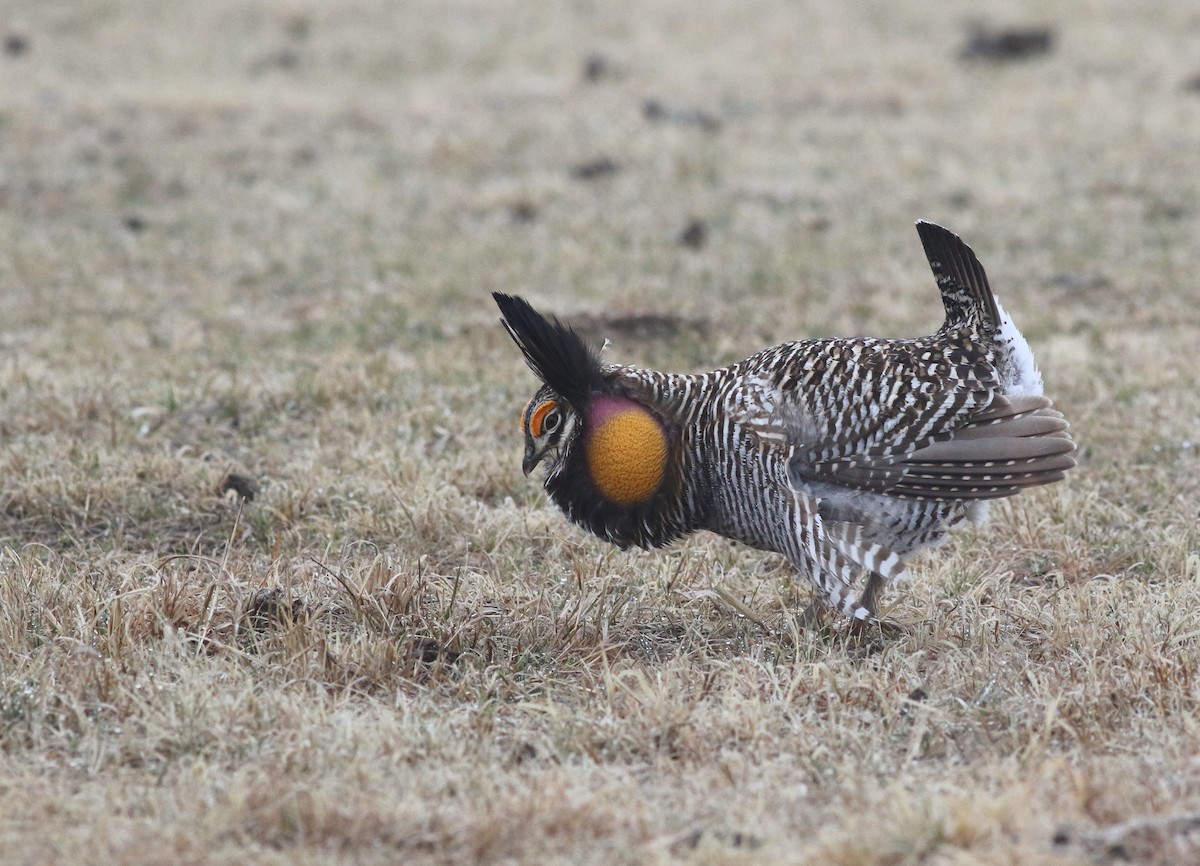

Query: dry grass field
2;1;1200;863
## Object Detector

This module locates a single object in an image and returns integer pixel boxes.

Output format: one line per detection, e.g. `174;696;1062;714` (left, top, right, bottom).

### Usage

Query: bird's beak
522;447;541;477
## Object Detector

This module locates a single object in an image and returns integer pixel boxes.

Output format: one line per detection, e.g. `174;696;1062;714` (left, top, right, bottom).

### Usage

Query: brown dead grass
3;0;1200;863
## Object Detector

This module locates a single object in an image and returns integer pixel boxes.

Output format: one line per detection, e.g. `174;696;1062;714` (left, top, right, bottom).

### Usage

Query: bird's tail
915;221;1002;334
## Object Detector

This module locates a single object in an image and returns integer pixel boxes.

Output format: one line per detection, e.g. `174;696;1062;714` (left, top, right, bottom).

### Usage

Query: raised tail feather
916;221;1002;334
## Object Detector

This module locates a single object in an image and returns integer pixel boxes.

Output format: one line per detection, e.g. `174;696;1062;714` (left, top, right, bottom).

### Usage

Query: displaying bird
494;221;1075;622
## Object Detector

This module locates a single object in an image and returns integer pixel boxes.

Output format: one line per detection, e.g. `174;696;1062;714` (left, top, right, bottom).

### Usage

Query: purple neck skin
584;394;645;441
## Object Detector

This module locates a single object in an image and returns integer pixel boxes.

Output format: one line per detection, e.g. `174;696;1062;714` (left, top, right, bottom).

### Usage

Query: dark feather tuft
493;293;605;408
916;220;1002;334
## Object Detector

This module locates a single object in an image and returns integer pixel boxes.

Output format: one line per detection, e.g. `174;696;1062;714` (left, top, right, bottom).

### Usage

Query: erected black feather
493;293;606;408
916;220;1002;334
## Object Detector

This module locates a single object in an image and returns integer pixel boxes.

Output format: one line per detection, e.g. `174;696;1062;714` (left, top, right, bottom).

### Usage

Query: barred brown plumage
494;221;1076;623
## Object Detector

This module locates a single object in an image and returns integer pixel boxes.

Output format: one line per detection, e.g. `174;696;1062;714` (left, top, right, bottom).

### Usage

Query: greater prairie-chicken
494;222;1075;622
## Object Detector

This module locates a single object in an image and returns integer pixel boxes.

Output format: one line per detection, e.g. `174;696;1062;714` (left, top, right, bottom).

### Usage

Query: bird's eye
528;399;560;437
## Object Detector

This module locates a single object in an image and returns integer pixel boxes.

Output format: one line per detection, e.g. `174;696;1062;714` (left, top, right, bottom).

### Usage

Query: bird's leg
798;570;883;633
849;571;887;638
856;571;885;620
797;596;830;629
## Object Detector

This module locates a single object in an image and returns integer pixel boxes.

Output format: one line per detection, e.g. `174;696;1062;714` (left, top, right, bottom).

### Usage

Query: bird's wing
738;338;1074;502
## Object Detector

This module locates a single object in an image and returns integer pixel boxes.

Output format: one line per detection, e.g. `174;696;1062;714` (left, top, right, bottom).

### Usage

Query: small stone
960;26;1054;62
4;34;29;57
510;200;538;223
680;220;707;249
582;53;611;82
219;473;259;502
570;157;618;180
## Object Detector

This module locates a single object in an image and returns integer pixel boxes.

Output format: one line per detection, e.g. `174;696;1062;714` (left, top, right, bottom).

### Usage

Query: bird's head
494;292;671;508
518;383;577;476
494;291;600;480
